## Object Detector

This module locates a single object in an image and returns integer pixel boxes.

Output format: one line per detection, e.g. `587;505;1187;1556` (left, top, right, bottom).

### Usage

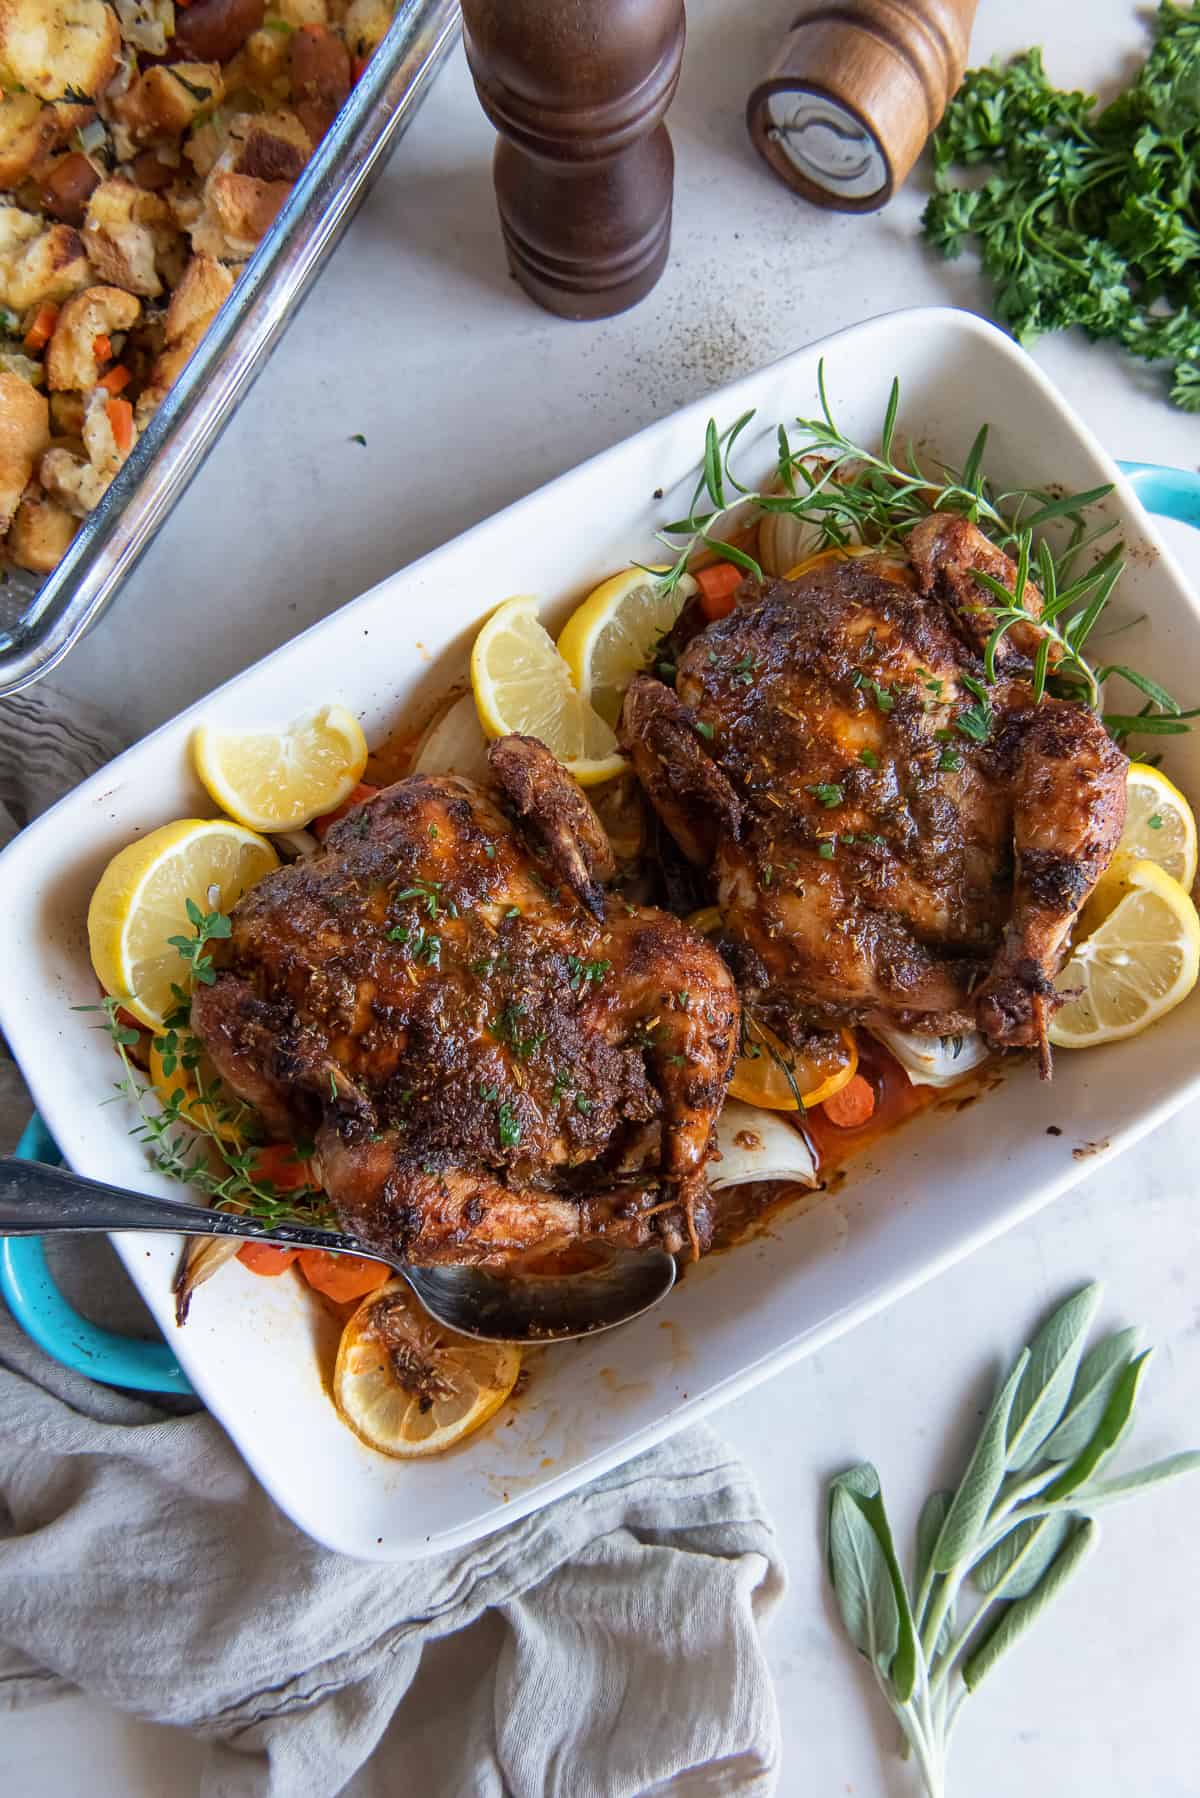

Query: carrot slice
99;364;131;395
93;332;112;362
107;395;134;456
821;1073;877;1129
297;1248;390;1303
238;1241;298;1275
312;780;380;840
695;562;744;620
249;1143;316;1192
23;302;58;353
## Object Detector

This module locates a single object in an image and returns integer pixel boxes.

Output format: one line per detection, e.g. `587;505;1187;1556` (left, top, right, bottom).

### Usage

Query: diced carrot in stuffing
99;364;131;395
107;396;134;455
23;303;59;353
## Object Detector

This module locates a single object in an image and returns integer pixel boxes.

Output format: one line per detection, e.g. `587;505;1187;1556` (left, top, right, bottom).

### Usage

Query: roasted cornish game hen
192;738;739;1263
621;517;1128;1072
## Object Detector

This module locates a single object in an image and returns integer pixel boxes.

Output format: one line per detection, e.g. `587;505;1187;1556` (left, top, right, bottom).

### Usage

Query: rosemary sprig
827;1283;1200;1797
653;366;1191;743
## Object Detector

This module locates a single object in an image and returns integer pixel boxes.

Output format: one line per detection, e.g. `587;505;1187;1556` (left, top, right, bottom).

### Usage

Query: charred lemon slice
334;1279;521;1457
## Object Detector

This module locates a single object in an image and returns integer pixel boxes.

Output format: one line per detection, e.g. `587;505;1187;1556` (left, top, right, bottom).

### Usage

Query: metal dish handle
2;467;1195;1392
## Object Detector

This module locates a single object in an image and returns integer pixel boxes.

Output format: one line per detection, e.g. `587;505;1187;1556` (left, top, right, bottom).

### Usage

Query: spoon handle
0;1157;379;1260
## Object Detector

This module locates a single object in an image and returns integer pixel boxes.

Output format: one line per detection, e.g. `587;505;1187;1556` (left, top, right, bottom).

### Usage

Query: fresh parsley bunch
923;3;1200;409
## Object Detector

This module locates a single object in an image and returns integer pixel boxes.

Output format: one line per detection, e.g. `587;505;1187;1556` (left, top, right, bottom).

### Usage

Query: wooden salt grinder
747;0;980;211
459;0;685;320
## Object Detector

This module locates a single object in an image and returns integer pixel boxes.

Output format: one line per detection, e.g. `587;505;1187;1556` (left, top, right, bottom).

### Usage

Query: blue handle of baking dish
2;462;1197;1394
0;1115;193;1395
1116;461;1200;529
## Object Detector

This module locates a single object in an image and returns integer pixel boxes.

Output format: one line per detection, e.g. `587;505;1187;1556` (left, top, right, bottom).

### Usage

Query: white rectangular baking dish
1;306;1197;1561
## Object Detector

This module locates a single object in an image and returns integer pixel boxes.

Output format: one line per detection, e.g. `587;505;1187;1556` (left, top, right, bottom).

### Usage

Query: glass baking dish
0;0;460;699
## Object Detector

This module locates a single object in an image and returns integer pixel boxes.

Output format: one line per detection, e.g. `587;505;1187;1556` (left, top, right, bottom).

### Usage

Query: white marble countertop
6;0;1200;1791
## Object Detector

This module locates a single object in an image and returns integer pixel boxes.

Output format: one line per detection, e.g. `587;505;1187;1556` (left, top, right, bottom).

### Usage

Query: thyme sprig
827;1283;1200;1797
652;366;1191;743
77;900;331;1228
79;995;331;1225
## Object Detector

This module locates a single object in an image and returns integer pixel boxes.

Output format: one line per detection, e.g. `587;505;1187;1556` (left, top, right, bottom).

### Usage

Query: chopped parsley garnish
818;840;836;860
1148;813;1163;830
394;880;455;919
694;719;715;740
479;1084;499;1103
731;653;756;685
350;432;367;446
483;841;496;858
504;905;521;919
567;955;611;991
858;748;879;769
574;1095;594;1114
939;745;965;772
491;1001;545;1059
497;1102;522;1148
955;674;993;744
551;1070;572;1104
675;990;691;1010
428;824;439;839
808;781;844;808
853;671;895;713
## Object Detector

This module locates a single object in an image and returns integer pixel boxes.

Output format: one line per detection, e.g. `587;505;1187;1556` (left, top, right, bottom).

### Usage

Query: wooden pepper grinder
460;0;685;320
747;0;980;211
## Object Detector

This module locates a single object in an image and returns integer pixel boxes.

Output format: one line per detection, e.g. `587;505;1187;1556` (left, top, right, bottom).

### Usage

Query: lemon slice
470;595;625;786
1049;858;1200;1049
193;705;368;831
148;1037;248;1143
1104;762;1197;893
88;818;278;1028
334;1279;520;1457
557;567;697;728
733;1017;859;1111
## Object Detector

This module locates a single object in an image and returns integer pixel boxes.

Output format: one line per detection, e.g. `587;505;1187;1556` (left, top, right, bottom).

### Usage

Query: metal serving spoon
0;1158;677;1344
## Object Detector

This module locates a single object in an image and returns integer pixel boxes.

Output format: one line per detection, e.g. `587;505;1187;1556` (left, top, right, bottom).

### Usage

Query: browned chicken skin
191;743;739;1263
621;521;1127;1069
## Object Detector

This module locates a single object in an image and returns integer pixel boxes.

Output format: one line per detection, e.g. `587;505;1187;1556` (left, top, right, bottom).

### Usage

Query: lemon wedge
1105;762;1197;893
88;819;278;1028
1049;858;1200;1049
193;705;368;832
470;595;624;785
334;1278;520;1457
557;567;696;728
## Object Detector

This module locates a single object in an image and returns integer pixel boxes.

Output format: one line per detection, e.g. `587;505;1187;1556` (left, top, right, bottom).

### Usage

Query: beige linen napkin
0;684;785;1798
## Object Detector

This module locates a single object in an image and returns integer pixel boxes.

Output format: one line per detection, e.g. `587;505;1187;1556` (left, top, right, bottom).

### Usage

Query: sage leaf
1041;1350;1152;1503
830;1464;917;1702
1072;1452;1200;1506
1005;1284;1102;1471
1041;1327;1140;1461
971;1511;1073;1599
915;1490;955;1653
828;1484;900;1678
962;1518;1097;1691
932;1349;1030;1572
